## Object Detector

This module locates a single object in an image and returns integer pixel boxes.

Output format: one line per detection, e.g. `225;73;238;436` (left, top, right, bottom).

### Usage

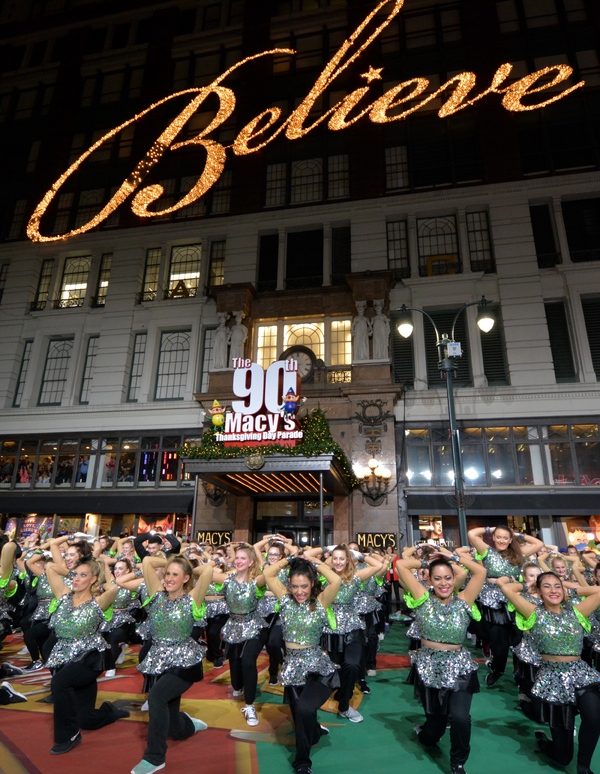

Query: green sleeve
212;582;224;593
109;550;117;557
475;547;488;561
141;591;156;608
403;589;429;609
470;603;481;621
0;578;17;598
255;584;266;599
375;576;384;586
104;605;114;622
192;600;206;621
48;598;59;614
515;610;537;631
573;605;592;634
325;605;336;630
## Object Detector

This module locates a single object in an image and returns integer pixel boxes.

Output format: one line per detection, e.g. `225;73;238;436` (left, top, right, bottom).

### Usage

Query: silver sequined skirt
138;637;206;675
356;594;381;615
513;633;541;666
100;608;136;632
45;633;109;669
280;645;338;686
411;646;478;690
323;604;365;635
258;594;279;618
31;598;53;622
221;612;266;644
478;582;507;610
205;599;229;618
532;658;600;705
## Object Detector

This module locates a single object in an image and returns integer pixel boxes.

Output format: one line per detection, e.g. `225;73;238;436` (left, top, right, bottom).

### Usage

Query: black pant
261;621;284;678
537;688;600;769
330;640;363;713
418;690;473;766
206;615;228;662
289;679;332;770
487;623;511;674
42;631;57;663
51;661;119;744
361;618;379;673
23;620;51;661
390;580;401;608
229;637;263;705
104;627;129;663
144;673;196;766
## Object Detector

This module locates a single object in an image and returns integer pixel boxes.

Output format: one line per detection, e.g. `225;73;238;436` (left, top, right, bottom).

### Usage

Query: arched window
283;322;324;360
155;331;191;400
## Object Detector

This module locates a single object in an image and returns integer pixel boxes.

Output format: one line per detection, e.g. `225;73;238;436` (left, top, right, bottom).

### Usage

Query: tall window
545;302;576;382
327;155;349;199
32;259;54;311
155;331;191;400
7;200;27;240
0;263;8;304
211;170;232;214
75;189;104;228
265;163;286;207
291;159;323;204
330;320;351;365
208;241;225;286
391;312;414;387
256;325;278;368
562;198;600;263
127;333;147;402
167;245;201;299
284;323;324;359
52;192;74;234
79;336;99;403
13;340;33;407
424;310;470;387
385;146;408;190
581;298;600;380
39;339;73;405
530;204;560;268
331;226;351;284
140;248;161;302
286;229;323;290
466;212;495;273
387;221;409;279
93;253;112;306
417;216;460;277
200;328;216;391
480;306;509;385
257;233;278;292
56;256;91;308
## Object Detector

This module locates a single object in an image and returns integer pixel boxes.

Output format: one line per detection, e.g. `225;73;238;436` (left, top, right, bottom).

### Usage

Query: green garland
179;407;359;488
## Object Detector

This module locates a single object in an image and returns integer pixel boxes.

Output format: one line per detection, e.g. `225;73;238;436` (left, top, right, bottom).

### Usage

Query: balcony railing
30;300;47;312
136;290;157;304
52;297;85;309
90;295;106;308
284;276;323;290
536;252;562;269
571;249;600;264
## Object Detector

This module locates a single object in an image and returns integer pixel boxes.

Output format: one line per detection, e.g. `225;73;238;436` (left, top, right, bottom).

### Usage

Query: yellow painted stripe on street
0;741;30;774
235;741;253;774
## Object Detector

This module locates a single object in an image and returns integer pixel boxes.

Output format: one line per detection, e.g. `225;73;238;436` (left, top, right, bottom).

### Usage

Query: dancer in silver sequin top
396;548;487;774
498;571;600;772
264;553;341;774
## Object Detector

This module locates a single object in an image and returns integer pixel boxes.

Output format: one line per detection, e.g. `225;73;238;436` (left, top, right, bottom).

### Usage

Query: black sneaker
0;664;24;677
50;732;82;755
268;675;278;686
23;661;44;673
451;766;467;774
485;670;503;688
40;693;54;704
214;656;225;668
359;679;371;694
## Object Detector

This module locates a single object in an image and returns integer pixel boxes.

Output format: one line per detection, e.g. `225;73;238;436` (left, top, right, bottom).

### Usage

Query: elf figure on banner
208;399;229;428
281;388;306;419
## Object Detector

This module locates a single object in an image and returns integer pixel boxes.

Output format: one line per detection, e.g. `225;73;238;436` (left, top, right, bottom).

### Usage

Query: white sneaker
378;633;385;641
1;682;27;703
17;646;29;656
241;704;258;726
232;688;244;698
339;707;363;723
183;712;208;733
116;644;126;665
367;669;377;677
105;669;116;678
141;700;149;711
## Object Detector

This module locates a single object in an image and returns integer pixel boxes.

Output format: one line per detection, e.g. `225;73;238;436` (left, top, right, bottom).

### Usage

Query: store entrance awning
183;453;352;498
407;488;600;516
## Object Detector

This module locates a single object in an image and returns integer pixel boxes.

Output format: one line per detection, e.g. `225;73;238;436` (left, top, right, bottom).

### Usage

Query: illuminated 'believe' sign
27;0;585;243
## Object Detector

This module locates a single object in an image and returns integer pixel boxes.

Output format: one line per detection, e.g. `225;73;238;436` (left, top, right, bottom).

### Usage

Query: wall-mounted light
357;458;394;507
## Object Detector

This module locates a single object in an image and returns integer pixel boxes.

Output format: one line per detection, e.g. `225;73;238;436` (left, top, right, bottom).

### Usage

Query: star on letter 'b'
361;66;383;82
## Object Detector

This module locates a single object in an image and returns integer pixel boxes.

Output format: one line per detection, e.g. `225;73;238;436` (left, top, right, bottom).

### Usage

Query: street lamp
396;296;495;546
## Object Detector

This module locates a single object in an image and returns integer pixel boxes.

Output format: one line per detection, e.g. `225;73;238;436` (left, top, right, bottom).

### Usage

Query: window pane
256;325;278;368
39;339;73;405
572;424;598;439
100;453;117;486
406;428;429;442
0;455;16;487
433;444;454;485
485;427;510;441
55;454;75;487
330;319;351;365
387;220;409;279
16;452;33;486
200;328;215;392
34;454;54;486
79;336;99;404
155;331;191;400
141;248;161;301
265;163;287;207
290;158;323;204
576;442;600;485
406;445;432;486
58;256;91;307
75;453;95;487
94;253;112;305
546;443;575;484
117;452;137;486
208;241;225;286
167;244;201;298
466;211;495;273
542;424;569;439
514;425;539;440
138;451;158;485
417;216;459;276
461;445;486;486
13;340;33;407
385;146;408;190
159;451;179;485
488;444;516;485
327;154;349;199
128;332;147;402
283;322;324;359
462;427;483;442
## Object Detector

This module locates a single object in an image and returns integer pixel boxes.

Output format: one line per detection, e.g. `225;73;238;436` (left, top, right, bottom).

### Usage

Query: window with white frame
8;200;27;240
208;241;225;286
0;263;8;304
39;339;73;405
155;331;191;400
255;318;351;368
75;189;104;228
167;244;201;299
140;248;161;302
291;159;323;204
127;333;147;402
199;327;216;392
466;212;495;273
417;216;460;277
387;220;410;279
79;336;99;404
13;341;33;407
327;155;349;199
57;256;91;308
265;163;286;207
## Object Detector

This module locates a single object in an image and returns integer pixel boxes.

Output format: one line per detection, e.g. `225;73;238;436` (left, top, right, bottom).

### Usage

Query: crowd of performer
0;525;599;774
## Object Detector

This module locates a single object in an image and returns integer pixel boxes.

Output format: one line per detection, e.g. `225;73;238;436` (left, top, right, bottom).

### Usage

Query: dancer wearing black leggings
468;526;542;687
44;557;128;754
22;551;54;671
214;543;266;727
101;558;139;676
498;572;600;773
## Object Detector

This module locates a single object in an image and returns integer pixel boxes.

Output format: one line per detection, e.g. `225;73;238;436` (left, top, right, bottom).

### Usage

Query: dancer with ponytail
264;554;341;774
131;554;213;774
468;526;543;687
395;549;487;774
498;573;600;773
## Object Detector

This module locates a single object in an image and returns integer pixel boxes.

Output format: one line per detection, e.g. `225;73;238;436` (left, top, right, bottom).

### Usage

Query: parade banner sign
210;359;305;448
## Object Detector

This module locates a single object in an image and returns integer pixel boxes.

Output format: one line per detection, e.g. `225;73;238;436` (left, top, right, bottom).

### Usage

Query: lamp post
396;297;495;546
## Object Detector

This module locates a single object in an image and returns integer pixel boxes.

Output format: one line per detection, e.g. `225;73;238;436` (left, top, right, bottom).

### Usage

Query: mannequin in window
212;312;230;370
371;299;390;360
351;301;371;362
229;312;248;367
